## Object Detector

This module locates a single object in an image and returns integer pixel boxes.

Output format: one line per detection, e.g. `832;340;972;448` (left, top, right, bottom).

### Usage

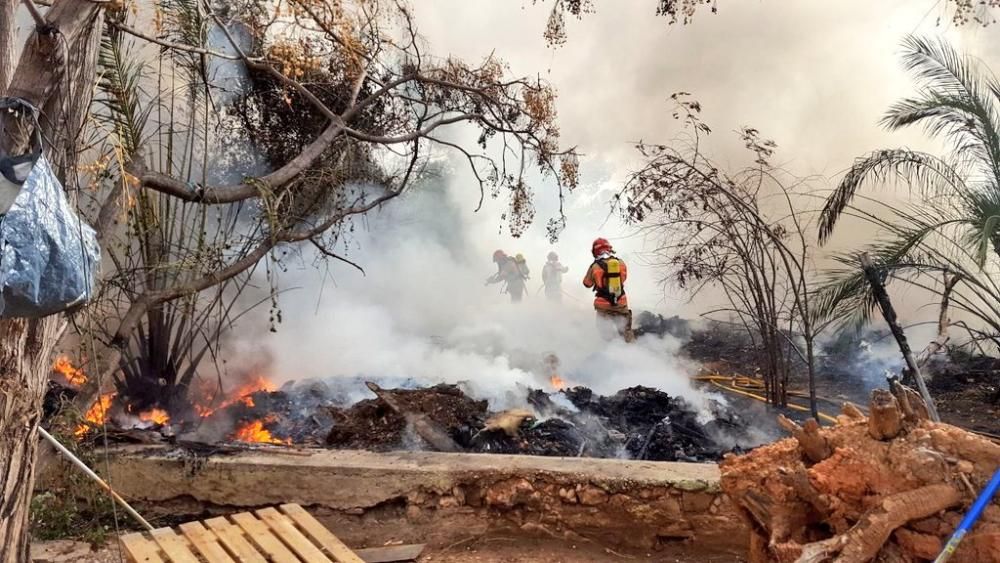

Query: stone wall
102;446;746;553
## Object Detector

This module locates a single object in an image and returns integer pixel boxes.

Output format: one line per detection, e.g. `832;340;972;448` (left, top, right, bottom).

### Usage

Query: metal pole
934;469;1000;563
37;426;154;531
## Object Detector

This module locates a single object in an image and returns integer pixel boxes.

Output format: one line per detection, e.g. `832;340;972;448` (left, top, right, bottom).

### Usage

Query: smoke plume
226;161;715;414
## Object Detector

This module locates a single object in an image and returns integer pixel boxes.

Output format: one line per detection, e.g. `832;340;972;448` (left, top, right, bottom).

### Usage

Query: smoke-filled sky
230;1;997;407
406;0;998;311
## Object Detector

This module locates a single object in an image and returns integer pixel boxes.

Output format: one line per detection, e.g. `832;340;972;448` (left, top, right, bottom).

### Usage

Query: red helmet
591;238;612;257
493;249;507;263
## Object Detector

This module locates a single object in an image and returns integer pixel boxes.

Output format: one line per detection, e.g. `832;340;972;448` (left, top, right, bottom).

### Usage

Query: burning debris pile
60;350;753;461
720;385;1000;562
324;382;752;461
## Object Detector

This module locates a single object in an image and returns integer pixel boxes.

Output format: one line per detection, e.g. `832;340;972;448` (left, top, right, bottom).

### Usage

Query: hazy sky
417;1;995;175
400;1;1000;313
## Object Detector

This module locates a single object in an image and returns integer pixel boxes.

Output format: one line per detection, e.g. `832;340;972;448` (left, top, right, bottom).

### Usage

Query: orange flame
194;375;276;417
74;392;117;437
232;416;289;445
550;375;568;390
139;408;170;426
53;356;87;387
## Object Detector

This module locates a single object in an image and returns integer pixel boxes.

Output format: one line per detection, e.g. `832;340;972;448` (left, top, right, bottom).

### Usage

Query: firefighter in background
487;250;530;303
583;238;636;342
513;253;530;280
542;251;569;302
489;249;508;282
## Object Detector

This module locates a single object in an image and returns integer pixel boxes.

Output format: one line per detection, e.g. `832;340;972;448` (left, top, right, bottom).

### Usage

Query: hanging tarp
0;98;100;318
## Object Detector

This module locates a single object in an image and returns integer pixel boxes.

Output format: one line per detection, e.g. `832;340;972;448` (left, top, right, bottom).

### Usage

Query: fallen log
721;389;1000;562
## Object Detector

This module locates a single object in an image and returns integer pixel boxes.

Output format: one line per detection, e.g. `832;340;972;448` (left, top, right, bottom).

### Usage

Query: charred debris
69;377;756;463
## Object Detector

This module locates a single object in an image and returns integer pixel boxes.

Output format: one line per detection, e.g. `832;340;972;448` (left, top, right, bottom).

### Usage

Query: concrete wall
104;446;746;553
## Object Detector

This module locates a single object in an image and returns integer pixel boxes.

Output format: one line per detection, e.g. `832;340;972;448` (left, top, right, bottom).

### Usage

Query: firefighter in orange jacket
583;238;636;343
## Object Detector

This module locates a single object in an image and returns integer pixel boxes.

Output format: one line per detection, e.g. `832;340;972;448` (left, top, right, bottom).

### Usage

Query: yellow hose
692;373;1000;443
693;374;840;424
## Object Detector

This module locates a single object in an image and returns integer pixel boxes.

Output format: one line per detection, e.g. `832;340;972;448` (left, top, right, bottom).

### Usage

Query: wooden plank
178;521;237;563
256;507;334;563
278;504;365;563
230;511;301;563
204;516;268;563
354;544;426;563
150;528;201;563
120;533;166;563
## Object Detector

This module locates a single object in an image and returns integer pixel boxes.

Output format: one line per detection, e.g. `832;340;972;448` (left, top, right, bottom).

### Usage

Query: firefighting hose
692;374;1000;443
934;468;1000;563
692;374;841;424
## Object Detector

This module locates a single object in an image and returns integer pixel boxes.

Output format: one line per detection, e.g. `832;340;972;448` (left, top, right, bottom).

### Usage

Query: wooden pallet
120;503;423;563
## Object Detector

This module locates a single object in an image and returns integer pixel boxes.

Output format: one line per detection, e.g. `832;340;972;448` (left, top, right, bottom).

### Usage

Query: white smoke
228;153;711;414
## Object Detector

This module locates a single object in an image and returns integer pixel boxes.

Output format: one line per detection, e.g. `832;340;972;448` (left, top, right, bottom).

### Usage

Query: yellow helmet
515;253;525;262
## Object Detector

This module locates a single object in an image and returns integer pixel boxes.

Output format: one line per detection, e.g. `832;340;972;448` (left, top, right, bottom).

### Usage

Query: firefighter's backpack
600;257;623;305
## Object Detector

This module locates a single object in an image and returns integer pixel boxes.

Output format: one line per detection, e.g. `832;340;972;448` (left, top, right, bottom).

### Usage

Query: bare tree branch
310;238;366;275
109;20;243;60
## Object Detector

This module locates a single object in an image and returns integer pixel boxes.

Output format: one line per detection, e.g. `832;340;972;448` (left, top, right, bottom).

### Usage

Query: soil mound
720;387;1000;562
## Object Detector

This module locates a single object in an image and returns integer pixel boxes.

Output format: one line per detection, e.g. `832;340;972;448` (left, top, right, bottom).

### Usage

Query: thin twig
310;238;366;275
109;20;243;60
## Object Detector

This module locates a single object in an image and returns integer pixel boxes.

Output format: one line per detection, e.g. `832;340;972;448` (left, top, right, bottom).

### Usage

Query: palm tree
820;35;1000;261
816;35;1000;352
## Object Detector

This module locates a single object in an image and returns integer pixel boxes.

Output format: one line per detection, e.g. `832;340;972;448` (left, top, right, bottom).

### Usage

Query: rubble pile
720;386;1000;562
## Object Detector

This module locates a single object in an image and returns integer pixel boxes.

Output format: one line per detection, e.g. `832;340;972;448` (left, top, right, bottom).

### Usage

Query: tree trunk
804;335;818;420
777;414;831;463
0;0;15;92
0;2;104;558
868;388;903;440
0;317;63;563
859;253;940;422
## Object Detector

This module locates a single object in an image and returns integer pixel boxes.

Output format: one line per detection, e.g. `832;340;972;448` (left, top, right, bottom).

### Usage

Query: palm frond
818;149;966;242
96;23;152;156
159;0;208;76
814;210;955;330
956;187;1000;265
812;260;874;333
897;35;1000;184
974;214;1000;266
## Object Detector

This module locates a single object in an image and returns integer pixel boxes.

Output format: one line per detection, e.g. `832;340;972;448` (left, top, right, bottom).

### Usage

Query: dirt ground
928;368;1000;436
53;537;744;563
